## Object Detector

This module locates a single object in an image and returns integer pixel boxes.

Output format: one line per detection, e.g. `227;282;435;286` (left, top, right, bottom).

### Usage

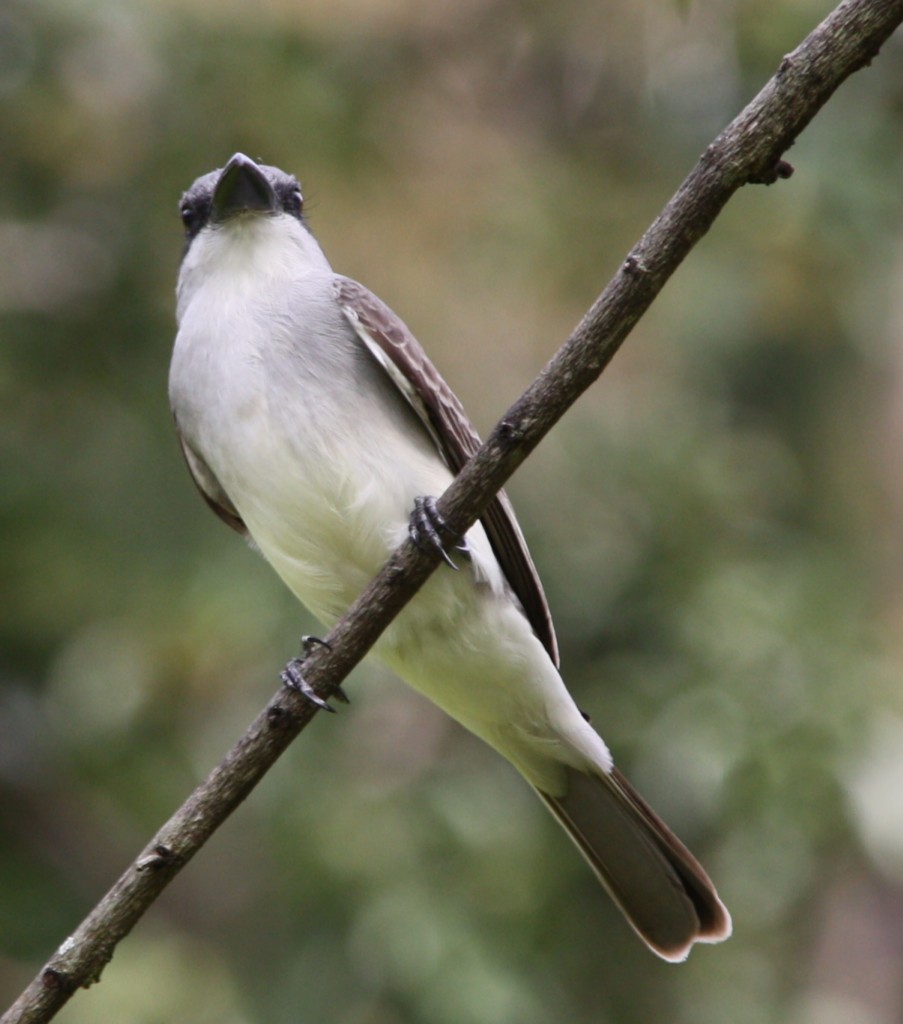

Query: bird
168;152;731;961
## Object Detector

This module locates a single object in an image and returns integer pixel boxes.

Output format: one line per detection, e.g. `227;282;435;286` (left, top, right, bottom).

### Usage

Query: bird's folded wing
335;275;559;666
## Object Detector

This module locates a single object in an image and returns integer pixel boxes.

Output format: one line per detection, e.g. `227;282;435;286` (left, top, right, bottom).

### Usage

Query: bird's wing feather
176;428;248;536
334;275;559;666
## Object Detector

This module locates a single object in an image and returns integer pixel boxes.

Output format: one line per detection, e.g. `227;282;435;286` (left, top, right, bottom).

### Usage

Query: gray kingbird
169;153;731;961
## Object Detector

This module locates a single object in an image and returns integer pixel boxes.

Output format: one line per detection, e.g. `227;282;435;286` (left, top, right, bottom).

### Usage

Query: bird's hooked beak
212;153;277;222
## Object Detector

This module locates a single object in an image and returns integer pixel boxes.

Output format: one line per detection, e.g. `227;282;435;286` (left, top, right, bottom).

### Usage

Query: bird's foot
280;635;349;712
409;496;461;570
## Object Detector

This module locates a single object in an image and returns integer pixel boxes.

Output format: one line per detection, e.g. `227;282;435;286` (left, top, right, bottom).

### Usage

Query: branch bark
4;1;902;1020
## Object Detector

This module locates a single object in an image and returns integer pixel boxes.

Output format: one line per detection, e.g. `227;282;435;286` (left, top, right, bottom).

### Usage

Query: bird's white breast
170;216;461;623
168;211;610;789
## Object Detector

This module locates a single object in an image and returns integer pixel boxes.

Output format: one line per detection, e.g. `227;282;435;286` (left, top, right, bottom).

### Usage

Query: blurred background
2;0;903;1021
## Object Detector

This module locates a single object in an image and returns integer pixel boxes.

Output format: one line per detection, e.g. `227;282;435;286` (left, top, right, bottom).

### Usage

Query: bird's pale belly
217;407;454;627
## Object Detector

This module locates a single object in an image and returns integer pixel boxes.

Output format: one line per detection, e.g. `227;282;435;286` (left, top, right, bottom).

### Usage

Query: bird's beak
212;153;277;222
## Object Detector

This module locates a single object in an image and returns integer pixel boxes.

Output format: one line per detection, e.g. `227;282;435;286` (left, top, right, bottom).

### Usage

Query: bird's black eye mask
179;191;212;243
178;166;218;255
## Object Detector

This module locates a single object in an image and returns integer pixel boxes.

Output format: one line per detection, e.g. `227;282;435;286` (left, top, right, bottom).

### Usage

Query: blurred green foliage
2;1;903;1022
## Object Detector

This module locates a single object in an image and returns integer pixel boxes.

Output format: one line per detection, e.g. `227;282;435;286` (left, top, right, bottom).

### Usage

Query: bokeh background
2;1;903;1021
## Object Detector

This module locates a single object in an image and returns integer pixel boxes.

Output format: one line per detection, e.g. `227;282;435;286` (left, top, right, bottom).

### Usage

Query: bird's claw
409;496;459;571
280;635;349;710
280;658;335;712
300;634;331;657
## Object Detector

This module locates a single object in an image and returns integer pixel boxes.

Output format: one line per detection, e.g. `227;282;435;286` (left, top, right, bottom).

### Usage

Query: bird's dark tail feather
536;765;731;962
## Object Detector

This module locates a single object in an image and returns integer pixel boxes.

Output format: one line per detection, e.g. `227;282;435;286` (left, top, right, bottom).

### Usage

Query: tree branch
4;1;901;1021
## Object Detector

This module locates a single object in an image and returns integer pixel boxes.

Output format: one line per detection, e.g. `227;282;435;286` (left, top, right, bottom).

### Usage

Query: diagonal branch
4;1;902;1021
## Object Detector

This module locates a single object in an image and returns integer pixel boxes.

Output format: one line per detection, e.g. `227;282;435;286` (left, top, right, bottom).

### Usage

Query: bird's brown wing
175;428;248;536
335;275;559;667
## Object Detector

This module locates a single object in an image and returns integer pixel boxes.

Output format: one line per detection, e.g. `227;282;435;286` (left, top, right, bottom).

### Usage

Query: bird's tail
535;765;731;961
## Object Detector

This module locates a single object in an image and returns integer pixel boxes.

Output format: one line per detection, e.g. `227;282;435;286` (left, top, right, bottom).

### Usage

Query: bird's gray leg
280;635;349;711
409;496;465;570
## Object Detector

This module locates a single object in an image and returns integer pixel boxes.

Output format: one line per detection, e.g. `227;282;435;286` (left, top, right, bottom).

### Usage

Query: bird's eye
180;202;201;236
285;187;303;217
